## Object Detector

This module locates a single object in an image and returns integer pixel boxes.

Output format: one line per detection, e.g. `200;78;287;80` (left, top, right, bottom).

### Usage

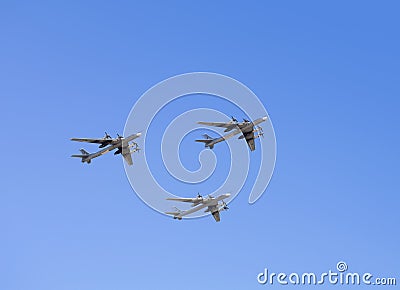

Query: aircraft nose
225;193;231;198
262;116;268;121
137;132;142;136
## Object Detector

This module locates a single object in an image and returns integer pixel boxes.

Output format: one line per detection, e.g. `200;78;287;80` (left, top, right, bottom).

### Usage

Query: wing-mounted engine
114;147;122;155
218;200;229;212
128;142;140;154
98;140;112;148
253;126;264;139
190;193;203;207
104;132;112;139
98;132;113;148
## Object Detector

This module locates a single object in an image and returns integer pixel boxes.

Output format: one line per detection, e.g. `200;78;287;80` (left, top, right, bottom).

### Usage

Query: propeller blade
221;200;229;210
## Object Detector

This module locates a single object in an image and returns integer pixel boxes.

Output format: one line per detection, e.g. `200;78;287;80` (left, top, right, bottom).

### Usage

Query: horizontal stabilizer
195;139;212;143
71;154;86;158
196;139;215;149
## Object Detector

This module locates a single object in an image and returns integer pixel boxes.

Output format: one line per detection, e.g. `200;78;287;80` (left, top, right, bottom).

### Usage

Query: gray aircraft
165;193;230;222
71;132;141;165
196;116;267;151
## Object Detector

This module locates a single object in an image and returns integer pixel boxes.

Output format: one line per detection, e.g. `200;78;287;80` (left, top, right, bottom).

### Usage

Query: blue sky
1;1;399;289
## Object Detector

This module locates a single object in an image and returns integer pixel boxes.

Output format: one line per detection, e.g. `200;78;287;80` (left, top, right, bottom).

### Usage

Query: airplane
71;132;141;165
196;116;267;151
165;193;230;222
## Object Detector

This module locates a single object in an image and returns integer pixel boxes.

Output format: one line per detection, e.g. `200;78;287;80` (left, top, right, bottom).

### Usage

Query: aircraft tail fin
195;139;214;149
195;133;214;144
71;149;91;163
79;148;89;155
195;139;212;143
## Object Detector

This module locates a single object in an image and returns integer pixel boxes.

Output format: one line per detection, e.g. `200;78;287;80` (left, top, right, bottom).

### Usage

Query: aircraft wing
242;130;256;151
247;138;256;151
70;138;110;144
166;197;199;203
197;121;234;128
121;140;133;166
212;210;221;222
122;152;133;165
207;205;221;222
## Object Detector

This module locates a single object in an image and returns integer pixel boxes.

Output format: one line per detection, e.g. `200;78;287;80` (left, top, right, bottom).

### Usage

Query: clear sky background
1;1;399;289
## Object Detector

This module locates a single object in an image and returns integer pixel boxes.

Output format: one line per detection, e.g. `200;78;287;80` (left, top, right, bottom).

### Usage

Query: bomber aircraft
71;132;141;165
165;193;230;222
196;116;267;151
